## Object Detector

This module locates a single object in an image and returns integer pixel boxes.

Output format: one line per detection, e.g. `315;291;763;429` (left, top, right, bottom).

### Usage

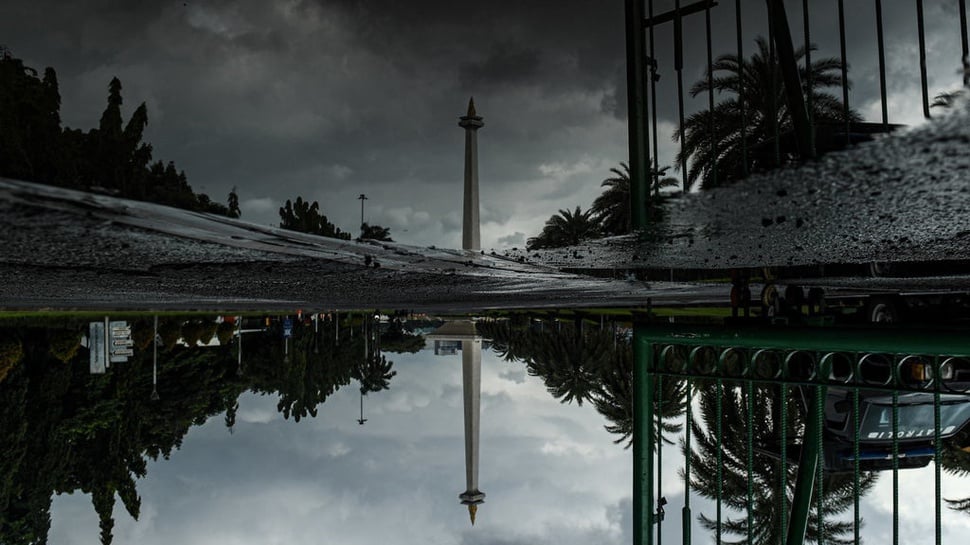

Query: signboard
109;321;133;363
89;321;106;374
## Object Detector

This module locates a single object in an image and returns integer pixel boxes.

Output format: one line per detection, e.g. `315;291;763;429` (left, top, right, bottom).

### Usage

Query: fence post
634;322;655;545
785;357;830;545
626;0;650;231
765;0;815;160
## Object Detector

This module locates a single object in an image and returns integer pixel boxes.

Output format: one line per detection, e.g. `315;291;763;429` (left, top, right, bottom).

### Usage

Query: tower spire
458;99;484;251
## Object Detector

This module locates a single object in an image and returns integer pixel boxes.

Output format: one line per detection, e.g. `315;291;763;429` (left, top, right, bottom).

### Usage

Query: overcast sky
1;1;967;249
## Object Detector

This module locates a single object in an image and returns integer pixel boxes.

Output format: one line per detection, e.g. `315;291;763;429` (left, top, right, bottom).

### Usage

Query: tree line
1;48;400;244
0;313;420;544
0;49;241;218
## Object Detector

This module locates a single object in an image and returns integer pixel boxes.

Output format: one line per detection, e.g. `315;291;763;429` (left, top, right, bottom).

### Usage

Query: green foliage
526;206;601;250
227;186;241;218
180;320;205;347
157;320;181;351
379;319;424;354
216;321;236;346
130;320;154;351
0;315;402;540
359;222;393;242
0;337;23;383
198;320;218;346
0;52;235;217
590;162;679;236
686;382;876;544
477;317;685;447
48;330;80;363
675;36;860;190
278;197;351;240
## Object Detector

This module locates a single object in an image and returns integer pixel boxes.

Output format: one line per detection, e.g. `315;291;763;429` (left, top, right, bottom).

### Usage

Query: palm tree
526;206;601;250
685;383;876;544
354;353;397;393
590;344;686;448
939;427;970;516
524;320;614;406
675;36;859;191
590;162;679;236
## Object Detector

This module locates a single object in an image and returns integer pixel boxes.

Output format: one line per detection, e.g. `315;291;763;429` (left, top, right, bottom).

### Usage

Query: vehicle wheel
867;298;899;324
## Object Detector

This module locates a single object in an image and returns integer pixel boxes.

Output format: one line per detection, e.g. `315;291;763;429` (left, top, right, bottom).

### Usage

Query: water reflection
2;312;970;543
0;313;421;544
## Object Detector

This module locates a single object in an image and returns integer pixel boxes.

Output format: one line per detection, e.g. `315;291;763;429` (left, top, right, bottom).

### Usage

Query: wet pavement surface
0;179;715;311
507;100;970;274
4;101;970;311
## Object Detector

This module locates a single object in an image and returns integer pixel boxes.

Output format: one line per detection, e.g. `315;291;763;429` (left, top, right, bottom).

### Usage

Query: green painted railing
634;322;970;545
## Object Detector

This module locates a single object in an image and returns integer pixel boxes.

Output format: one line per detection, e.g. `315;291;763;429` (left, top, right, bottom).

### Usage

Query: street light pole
358;194;368;229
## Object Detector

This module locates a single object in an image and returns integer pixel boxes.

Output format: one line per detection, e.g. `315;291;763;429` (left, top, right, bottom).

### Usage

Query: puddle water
2;306;969;544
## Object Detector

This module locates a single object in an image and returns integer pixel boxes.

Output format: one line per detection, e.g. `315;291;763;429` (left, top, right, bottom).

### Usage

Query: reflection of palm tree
590;162;679;236
480;318;686;446
939;428;970;515
591;343;686;448
526;206;601;250
523;320;614;406
354;353;397;394
685;383;875;544
675;37;858;190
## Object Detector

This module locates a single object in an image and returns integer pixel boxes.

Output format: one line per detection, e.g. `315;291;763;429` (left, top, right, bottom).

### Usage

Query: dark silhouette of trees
354;353;397;394
379;319;425;354
526;206;601;250
0;52;235;217
478;317;686;446
359;222;393;242
940;427;970;515
675;37;859;190
590;162;679;236
278;197;351;240
227;186;241;218
685;382;876;544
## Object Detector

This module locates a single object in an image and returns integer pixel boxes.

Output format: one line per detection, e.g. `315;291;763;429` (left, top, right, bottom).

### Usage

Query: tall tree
0;52;237;217
279;197;351;240
591;162;679;236
359;222;393;242
685;383;876;544
675;37;859;190
526;206;601;250
227;186;241;218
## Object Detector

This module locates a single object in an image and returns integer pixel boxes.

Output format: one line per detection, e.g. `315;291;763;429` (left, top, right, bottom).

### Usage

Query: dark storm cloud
1;0;965;249
459;43;541;92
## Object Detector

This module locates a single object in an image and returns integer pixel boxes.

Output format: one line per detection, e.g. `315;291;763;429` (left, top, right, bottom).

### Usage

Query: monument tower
427;320;486;525
459;98;483;251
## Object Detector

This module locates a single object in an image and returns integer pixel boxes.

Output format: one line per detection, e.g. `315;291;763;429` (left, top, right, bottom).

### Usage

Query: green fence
634;323;970;545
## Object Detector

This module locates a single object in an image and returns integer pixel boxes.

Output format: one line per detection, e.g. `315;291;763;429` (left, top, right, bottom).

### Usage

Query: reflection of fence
633;323;970;545
624;0;970;209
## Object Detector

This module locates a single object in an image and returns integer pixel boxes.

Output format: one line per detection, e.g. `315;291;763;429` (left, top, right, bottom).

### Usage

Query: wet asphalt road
0;179;717;311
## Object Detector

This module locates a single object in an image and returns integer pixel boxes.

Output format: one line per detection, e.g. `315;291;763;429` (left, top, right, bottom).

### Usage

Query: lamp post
358;193;368;230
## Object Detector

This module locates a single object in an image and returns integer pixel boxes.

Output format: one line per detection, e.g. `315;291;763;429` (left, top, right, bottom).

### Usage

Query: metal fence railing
624;0;970;212
633;323;970;545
